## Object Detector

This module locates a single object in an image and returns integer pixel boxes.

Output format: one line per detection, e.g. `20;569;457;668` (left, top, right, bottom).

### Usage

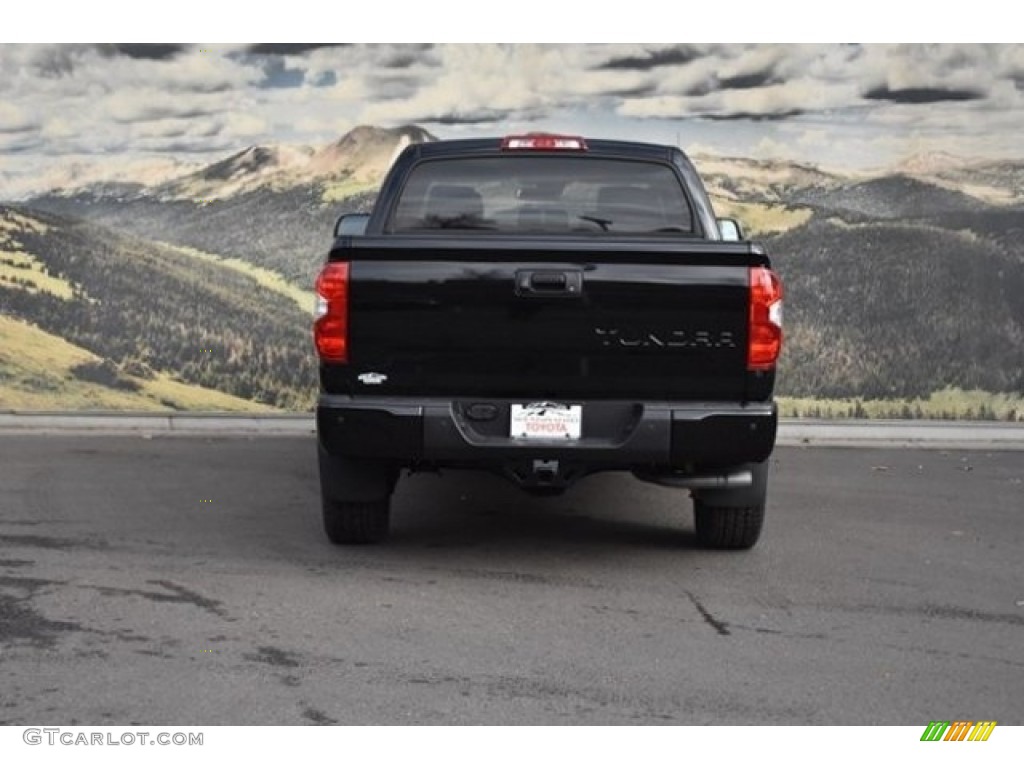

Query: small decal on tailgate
357;372;388;385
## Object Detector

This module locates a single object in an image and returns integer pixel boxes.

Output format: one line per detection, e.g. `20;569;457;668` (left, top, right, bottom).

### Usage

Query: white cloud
220;112;268;138
0;42;1022;195
39;117;76;140
751;137;792;160
717;44;787;81
0;102;37;133
103;89;212;123
359;45;559;124
860;44;1000;93
616;95;691;119
795;129;830;148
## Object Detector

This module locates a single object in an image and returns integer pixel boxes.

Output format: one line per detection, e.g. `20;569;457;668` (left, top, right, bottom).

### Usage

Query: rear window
386;156;694;235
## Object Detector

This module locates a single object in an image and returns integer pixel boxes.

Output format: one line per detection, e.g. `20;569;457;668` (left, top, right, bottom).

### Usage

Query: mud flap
318;444;396;503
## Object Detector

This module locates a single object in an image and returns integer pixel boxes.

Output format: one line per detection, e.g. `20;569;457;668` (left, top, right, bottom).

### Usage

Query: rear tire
318;446;397;545
323;498;390;545
692;459;769;550
694;501;765;550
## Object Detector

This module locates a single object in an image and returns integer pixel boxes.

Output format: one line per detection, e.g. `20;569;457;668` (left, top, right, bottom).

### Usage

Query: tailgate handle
516;270;582;298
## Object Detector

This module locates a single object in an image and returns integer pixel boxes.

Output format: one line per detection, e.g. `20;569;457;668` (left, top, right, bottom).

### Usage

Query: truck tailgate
338;237;768;401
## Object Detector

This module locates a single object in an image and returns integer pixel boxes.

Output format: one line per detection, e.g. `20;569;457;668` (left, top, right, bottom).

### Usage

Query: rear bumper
317;395;777;472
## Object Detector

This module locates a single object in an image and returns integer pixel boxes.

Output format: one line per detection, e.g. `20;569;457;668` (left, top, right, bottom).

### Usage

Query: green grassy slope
0;314;271;411
0;205;316;411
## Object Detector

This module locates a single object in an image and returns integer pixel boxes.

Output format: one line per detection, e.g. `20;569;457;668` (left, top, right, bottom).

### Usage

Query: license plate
510;403;582;440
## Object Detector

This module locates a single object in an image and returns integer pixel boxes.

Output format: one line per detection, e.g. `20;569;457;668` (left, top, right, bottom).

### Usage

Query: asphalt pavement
0;434;1021;724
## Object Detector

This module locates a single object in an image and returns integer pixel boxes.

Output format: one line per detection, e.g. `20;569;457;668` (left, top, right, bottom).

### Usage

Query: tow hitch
504;458;586;495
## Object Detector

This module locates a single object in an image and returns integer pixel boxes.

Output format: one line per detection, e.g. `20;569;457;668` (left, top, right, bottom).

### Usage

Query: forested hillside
0;205;316;410
770;217;1024;399
30;184;372;286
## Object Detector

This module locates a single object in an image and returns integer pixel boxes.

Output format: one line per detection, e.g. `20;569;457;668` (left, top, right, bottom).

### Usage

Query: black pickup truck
314;133;783;549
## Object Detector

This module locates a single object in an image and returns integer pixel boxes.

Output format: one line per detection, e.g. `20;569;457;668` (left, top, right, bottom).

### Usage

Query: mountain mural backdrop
2;123;1021;417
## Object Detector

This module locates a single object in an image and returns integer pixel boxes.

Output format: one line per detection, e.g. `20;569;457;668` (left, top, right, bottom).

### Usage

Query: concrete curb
0;412;314;436
778;419;1024;450
2;412;1023;449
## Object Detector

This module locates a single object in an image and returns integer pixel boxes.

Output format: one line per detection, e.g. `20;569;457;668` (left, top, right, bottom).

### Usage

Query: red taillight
501;133;588;151
748;266;783;371
314;262;349;363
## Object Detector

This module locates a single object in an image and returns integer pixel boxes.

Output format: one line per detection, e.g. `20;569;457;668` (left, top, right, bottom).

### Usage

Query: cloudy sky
1;43;1022;197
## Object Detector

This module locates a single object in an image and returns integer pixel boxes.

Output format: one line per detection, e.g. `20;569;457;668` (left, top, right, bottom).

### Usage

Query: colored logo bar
920;721;997;742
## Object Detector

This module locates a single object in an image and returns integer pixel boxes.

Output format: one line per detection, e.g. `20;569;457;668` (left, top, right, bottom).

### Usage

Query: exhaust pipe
636;469;753;490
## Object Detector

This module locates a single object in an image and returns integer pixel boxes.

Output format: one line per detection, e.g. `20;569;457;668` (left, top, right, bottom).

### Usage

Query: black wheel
322;498;390;545
694;501;765;550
